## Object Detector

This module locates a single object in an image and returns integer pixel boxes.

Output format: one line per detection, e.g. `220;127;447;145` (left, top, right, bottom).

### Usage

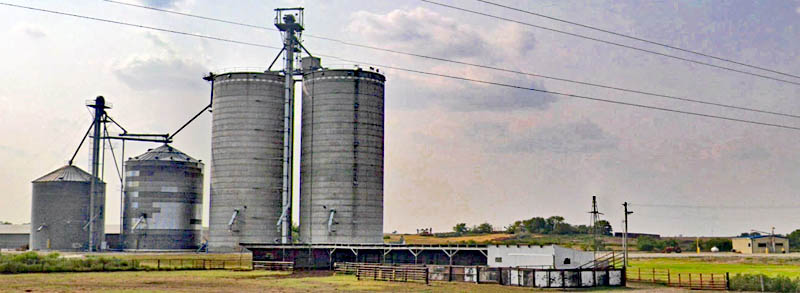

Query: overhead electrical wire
474;0;800;81
98;0;800;119
419;0;800;87
631;203;800;210
4;2;800;132
0;2;279;50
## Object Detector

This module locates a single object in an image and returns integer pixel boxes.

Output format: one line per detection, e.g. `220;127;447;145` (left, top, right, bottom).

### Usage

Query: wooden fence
252;261;293;271
136;258;251;270
350;264;429;284
627;267;728;291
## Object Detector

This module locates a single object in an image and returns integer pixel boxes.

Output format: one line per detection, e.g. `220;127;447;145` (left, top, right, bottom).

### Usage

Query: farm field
0;270;645;292
629;257;800;278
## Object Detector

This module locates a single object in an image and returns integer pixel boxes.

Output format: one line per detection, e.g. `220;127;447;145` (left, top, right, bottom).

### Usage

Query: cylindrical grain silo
122;145;203;250
299;68;385;244
30;165;105;251
209;71;286;251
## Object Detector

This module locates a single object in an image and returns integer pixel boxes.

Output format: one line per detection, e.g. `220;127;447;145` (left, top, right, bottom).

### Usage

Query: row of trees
452;222;494;235
451;216;613;236
636;236;733;252
505;216;612;236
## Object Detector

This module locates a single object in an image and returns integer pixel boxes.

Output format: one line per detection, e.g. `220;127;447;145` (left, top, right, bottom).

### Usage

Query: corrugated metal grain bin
122;145;203;250
30;165;105;251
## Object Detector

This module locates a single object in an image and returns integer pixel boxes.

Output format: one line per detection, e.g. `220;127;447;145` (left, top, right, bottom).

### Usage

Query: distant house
613;232;660;239
731;235;789;254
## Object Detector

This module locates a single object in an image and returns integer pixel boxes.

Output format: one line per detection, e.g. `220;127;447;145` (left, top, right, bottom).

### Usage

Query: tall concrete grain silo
30;165;105;251
299;68;385;244
208;71;286;251
122;145;203;250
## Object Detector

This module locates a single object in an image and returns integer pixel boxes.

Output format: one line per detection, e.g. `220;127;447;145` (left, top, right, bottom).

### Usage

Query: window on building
758;243;767;247
747;243;751;247
563;258;571;265
776;243;784;246
495;257;502;263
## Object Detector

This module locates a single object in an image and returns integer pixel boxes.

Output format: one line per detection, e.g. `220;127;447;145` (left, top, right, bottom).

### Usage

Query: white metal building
487;244;595;269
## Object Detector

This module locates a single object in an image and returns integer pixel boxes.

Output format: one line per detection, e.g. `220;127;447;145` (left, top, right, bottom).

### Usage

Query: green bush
701;238;732;252
0;252;141;274
729;274;800;292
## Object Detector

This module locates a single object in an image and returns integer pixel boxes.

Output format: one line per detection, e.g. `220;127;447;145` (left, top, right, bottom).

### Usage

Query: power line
420;0;800;87
631;203;800;209
0;2;280;50
99;0;800;119
5;2;800;132
475;0;800;81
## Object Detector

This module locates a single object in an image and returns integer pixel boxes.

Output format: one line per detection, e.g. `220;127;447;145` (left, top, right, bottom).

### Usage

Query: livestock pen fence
334;262;625;288
135;257;253;270
627;267;729;291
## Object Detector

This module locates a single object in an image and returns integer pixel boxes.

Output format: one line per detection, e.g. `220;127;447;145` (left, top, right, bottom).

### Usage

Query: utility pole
589;195;603;257
622;202;633;267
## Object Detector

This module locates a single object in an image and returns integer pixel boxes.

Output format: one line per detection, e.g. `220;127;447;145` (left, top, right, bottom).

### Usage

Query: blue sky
1;0;799;237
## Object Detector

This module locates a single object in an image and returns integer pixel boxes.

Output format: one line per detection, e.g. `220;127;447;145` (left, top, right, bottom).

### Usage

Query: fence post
425;267;429;285
448;265;452;282
157;259;161;270
678;273;681;288
638;267;641;281
700;273;703;288
652;268;655;283
689;273;692;288
667;269;670;285
726;272;730;290
476;266;480;284
760;274;764;292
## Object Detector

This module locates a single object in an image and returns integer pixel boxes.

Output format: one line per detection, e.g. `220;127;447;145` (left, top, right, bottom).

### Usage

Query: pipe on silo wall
299;69;385;244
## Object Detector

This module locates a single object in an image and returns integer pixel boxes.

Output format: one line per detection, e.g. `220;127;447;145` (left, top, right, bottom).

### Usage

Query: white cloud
13;23;46;39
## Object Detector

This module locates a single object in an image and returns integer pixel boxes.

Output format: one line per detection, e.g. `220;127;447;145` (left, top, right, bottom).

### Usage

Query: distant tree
475;222;494;234
574;225;591;234
453;223;468;235
0;221;11;225
594;220;613;236
636;236;659;252
523;217;549;234
553;222;576;235
546;216;565;229
787;229;800;249
664;239;680;247
506;221;524;234
701;238;732;252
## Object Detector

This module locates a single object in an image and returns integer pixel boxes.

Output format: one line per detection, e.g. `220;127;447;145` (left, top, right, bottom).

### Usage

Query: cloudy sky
1;0;799;237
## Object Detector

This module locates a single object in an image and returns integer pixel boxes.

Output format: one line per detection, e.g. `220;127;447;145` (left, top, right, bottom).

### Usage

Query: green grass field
629;257;800;278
